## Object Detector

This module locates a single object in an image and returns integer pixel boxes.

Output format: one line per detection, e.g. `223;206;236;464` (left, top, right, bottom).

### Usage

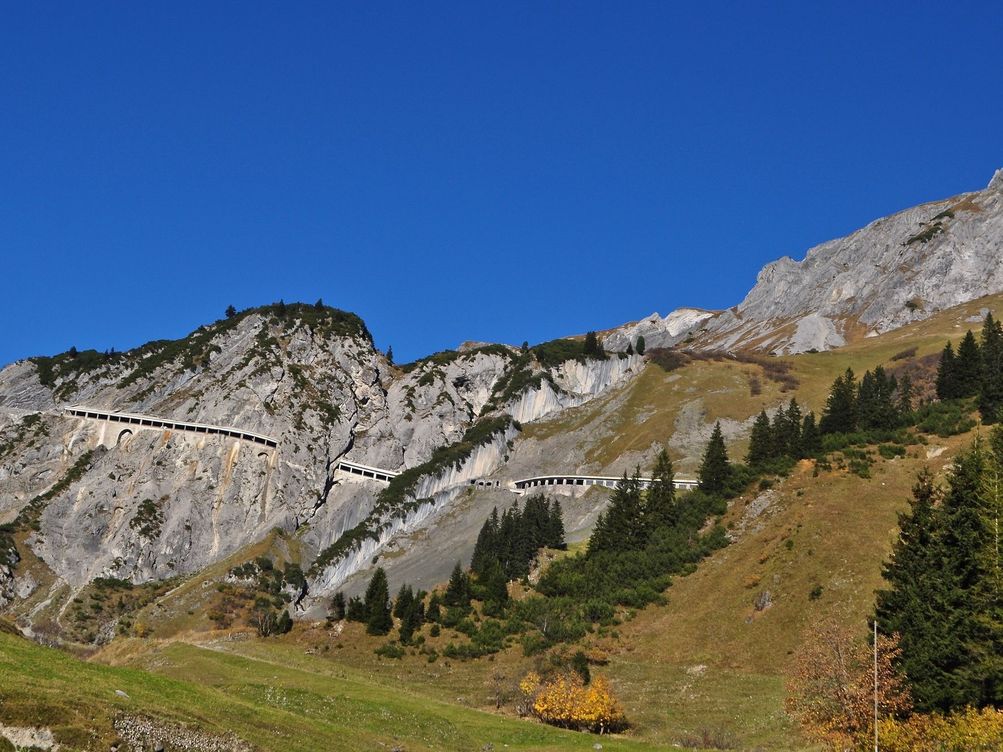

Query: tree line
936;312;1003;422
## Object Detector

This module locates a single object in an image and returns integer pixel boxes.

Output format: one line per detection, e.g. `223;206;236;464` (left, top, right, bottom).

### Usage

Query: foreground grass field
0;629;659;751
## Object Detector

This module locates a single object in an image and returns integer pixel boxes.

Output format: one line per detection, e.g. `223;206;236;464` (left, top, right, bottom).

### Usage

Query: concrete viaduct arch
64;406;279;452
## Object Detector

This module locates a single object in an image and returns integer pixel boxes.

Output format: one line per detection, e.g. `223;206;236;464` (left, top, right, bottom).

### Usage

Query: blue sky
2;3;1001;365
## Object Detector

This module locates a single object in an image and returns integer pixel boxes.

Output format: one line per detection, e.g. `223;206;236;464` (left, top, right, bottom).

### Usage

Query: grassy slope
0;630;655;752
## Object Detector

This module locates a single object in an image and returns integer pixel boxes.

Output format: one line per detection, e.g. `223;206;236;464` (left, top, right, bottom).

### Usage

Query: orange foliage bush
785;621;911;750
520;670;627;734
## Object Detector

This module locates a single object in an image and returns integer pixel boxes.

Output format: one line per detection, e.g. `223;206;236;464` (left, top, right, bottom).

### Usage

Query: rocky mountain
0;303;643;624
608;168;1003;354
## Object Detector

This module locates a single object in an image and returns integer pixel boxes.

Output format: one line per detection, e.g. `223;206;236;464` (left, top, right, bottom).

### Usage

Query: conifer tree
225;304;237;318
955;329;983;398
897;373;915;415
698;422;731;494
875;468;947;710
479;557;509;606
936;342;958;400
363;567;393;635
545;498;566;549
470;507;500;576
345;595;366;622
443;561;471;609
583;331;600;357
979;313;1003;423
386;345;394;365
781;399;803;457
626;342;634;355
393;583;414;621
746;410;774;468
799;412;822;458
645;448;677;530
588;469;646;553
331;591;346;620
820;368;858;434
635;335;645;355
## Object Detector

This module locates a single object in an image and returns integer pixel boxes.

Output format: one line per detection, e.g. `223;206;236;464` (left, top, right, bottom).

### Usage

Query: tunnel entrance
116;428;133;446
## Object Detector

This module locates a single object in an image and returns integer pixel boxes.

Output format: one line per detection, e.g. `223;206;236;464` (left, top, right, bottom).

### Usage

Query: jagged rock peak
621;168;1003;355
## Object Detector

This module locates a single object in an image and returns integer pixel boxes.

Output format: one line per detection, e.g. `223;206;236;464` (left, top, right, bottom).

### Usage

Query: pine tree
635;336;645;355
799;412;822;458
587;470;645;554
443;561;471;609
936;342;958;400
955;330;983;398
583;331;599;357
393;583;414;620
331;591;346;620
781;399;803;457
980;313;1003;423
546;499;566;549
746;410;774;468
820;368;858;434
225;304;237;318
314;298;324;310
470;508;500;576
363;567;392;635
425;592;442;623
875;468;948;710
626;342;634;355
898;373;915;415
479;557;509;606
345;595;366;622
386;345;394;365
275;299;287;317
698;422;731;494
645;448;677;531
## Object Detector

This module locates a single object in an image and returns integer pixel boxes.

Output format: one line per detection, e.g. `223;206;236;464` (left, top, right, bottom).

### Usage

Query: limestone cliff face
0;305;642;618
608;169;1003;354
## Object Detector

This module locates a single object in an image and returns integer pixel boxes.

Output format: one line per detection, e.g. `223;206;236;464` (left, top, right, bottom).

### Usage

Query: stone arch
117;428;134;446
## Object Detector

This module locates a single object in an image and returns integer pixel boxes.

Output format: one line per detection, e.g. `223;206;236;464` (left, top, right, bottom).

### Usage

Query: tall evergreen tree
583;331;600;357
955;330;983;398
330;591;346;620
393;583;414;621
781;399;803;457
470;507;500;576
225;304;237;318
875;468;949;710
898;373;915;415
980;313;1003;423
635;336;646;355
698;422;731;494
800;412;822;458
936;342;958;400
746;410;774;468
819;368;858;434
588;469;646;554
363;567;393;636
546;498;566;549
443;561;471;609
645;448;678;530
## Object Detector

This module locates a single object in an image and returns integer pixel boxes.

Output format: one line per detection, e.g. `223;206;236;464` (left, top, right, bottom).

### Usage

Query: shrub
520;671;627;734
879;707;1003;752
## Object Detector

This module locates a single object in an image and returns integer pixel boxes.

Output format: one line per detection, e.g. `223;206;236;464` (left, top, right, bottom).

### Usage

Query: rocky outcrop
609;169;1003;354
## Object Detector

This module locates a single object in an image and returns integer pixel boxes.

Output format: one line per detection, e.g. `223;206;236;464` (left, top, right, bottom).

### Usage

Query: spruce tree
645;448;678;531
980;313;1003;423
363;567;393;636
225;304;237;319
546;498;566;549
470;508;500;576
479;557;509;606
698;422;731;494
583;331;599;357
875;468;947;710
386;345;394;365
443;562;471;609
626;342;634;355
636;335;646;355
746;410;774;468
799;412;822;458
955;330;983;398
936;342;958;400
898;373;915;415
588;469;646;553
781;399;803;457
819;368;858;434
393;583;414;621
331;591;346;620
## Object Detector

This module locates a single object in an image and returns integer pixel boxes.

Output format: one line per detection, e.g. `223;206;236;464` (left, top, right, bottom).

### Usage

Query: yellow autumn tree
878;707;1003;752
520;670;626;734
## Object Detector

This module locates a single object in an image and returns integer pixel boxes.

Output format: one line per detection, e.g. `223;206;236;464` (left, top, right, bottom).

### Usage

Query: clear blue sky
2;3;1001;365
